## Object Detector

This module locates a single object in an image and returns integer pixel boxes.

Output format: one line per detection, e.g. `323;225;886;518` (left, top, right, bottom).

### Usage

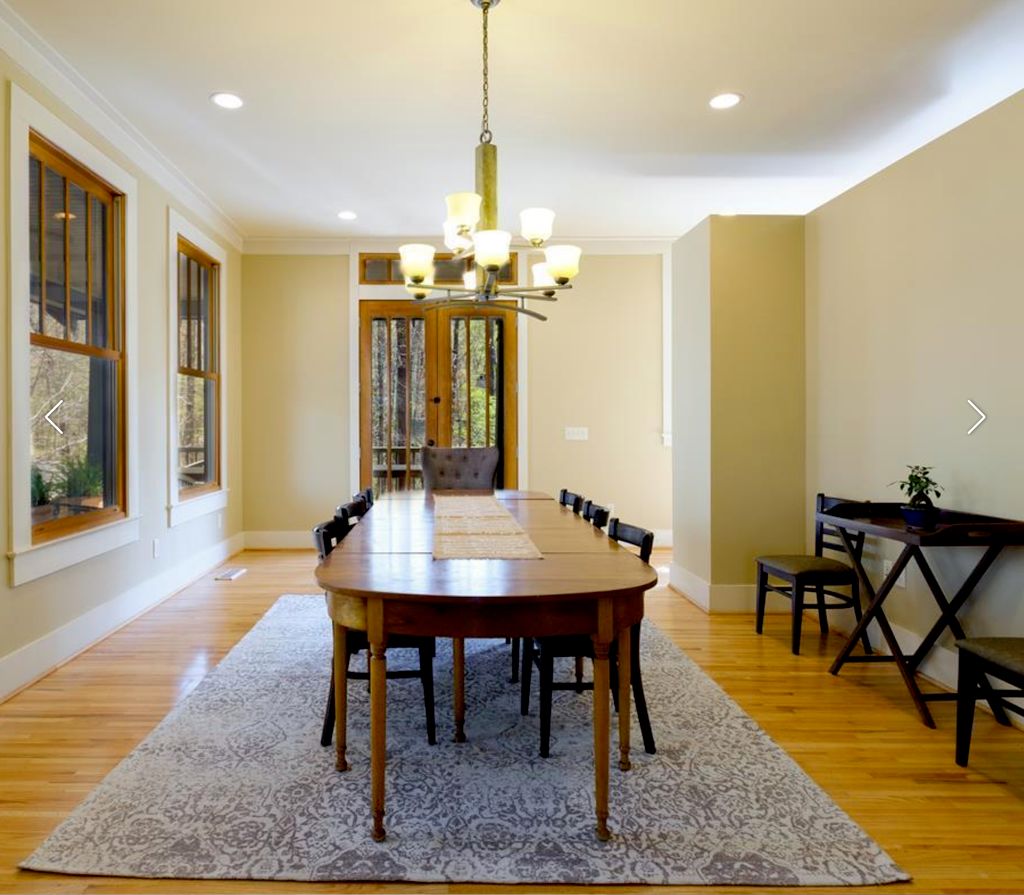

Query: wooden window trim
359;252;519;286
176;236;221;499
29;131;126;545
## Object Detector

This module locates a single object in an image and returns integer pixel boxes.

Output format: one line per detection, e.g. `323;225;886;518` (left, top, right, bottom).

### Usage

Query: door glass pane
30;345;118;526
469;317;488;447
489;318;501;449
44;167;67;339
370;318;388;495
68;184;88;344
409;318;426;491
177;373;216;491
450;317;468;448
29;157;42;333
390;317;408;487
90;196;108;348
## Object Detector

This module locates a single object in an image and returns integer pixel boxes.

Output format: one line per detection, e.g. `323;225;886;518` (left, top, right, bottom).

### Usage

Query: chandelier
398;0;581;322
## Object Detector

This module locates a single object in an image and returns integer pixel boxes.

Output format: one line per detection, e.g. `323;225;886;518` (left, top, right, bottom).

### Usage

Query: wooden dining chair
422;447;499;491
520;516;657;757
558;489;585;514
955;638;1024;767
755;493;873;656
313;517;437;748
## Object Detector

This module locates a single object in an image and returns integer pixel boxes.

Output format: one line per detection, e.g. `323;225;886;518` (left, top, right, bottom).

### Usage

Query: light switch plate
564;426;589;441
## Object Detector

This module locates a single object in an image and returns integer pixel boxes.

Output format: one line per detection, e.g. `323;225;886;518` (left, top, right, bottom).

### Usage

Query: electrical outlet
152;538;160;559
882;559;906;588
564;426;589;441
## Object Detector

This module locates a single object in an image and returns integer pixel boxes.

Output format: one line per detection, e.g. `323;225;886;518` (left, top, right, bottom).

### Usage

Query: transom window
359;252;518;286
29;131;125;543
176;237;221;497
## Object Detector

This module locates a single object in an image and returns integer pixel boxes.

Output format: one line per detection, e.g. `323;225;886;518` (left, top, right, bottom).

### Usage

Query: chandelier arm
496;284;572;295
427;300;548;322
497;293;559;302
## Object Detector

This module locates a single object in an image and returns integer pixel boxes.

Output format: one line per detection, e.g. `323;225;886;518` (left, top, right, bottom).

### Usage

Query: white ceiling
6;0;1024;241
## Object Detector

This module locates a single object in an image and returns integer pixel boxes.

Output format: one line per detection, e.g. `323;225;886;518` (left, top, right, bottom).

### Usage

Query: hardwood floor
1;548;1022;893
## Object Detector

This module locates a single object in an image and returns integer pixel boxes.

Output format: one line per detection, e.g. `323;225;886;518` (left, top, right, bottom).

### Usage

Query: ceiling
6;0;1024;241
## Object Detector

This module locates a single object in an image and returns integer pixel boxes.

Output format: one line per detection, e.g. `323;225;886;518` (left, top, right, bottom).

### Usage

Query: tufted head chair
422;446;499;492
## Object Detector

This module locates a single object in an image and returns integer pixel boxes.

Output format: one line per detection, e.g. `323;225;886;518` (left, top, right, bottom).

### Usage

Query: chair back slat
352;487;374;509
558;489;585;514
815;493;865;560
312;514;349;560
582;499;610;530
608;517;654;563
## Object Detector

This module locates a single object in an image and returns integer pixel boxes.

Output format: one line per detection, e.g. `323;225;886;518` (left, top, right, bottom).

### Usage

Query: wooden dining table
315;489;659;842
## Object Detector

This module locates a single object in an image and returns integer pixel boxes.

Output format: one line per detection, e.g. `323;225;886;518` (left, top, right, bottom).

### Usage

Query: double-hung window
175;238;220;497
28;132;126;543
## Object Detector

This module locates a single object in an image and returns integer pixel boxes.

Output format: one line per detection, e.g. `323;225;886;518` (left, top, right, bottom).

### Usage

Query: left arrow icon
44;400;63;434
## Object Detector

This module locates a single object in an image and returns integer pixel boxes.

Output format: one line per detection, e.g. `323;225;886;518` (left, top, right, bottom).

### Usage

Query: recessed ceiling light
337;210;358;221
210;92;244;110
709;92;743;110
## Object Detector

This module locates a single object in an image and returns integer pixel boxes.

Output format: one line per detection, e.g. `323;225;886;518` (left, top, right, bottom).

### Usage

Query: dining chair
353;487;374;509
755;493;872;656
582;499;610;530
313;517;437;748
520;516;657;757
422;446;499;491
558;489;585;514
955;638;1024;767
339;496;368;522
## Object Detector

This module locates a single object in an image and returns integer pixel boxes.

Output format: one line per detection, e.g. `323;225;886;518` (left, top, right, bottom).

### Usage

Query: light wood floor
2;549;1022;894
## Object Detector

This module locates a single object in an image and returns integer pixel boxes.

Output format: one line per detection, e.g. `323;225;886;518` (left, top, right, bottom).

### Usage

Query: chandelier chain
479;0;492;144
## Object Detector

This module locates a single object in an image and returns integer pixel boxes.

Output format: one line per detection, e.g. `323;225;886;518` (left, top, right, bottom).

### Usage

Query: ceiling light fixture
709;92;743;110
337;210;358;221
398;0;580;321
210;92;244;110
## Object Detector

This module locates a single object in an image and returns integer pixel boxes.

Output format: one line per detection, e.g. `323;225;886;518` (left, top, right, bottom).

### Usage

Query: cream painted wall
670;216;805;610
241;255;349;535
0;57;243;673
526;254;672;535
806;90;1024;654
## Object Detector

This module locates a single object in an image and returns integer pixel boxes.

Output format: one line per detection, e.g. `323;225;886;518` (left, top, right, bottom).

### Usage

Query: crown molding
0;0;244;251
242;235;676;256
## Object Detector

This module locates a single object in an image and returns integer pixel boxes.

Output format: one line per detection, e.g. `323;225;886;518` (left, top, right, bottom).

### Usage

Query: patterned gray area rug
22;595;908;886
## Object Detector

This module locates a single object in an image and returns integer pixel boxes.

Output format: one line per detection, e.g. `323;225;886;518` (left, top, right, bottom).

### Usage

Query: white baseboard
652;529;673;548
667;563;788;614
245;530;314;549
669;563;710;611
0;533;244;702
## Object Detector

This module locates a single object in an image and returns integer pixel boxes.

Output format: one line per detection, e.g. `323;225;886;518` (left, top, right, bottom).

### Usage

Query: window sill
168;488;229;528
9;514;141;586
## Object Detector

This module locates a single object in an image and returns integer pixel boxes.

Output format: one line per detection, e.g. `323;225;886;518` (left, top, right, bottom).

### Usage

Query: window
175;238;220;498
28;132;126;544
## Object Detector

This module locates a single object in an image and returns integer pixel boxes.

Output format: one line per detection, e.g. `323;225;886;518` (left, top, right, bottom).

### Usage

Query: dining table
315;489;659;842
818;500;1024;728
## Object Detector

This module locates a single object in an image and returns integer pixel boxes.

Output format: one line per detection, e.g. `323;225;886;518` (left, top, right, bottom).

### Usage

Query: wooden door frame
358;300;518;491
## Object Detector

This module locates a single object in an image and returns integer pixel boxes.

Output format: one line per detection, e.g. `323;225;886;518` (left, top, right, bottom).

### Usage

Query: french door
359;301;517;495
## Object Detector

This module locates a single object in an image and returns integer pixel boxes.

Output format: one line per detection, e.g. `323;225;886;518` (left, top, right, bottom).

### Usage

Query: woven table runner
432;494;543;560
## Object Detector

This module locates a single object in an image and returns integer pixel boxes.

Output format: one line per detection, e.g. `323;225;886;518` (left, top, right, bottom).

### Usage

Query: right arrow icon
967;399;986;435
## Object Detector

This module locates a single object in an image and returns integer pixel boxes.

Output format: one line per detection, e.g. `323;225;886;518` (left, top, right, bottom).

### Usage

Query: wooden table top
317;491;658;604
379;489;551;501
817;501;1024;546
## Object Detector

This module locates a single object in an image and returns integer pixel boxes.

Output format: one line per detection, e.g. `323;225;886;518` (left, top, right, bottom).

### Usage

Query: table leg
332;622;349;772
368;600;387;842
453;637;467;743
592;636;611;841
617;626;632;772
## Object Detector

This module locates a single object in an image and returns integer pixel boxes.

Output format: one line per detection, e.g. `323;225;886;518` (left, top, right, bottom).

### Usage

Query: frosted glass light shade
463;269;477;290
531;262;556;288
544;244;581;283
520;207;555;246
473;230;511;271
445;192;482;232
398;244;435;283
444;220;473;254
405;271;434;299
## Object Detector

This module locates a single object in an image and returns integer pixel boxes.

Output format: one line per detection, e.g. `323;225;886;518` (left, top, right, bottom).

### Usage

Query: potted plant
30;464;53;525
891;465;942;530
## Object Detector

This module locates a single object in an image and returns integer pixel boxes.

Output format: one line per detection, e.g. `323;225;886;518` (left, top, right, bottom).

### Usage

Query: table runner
432;494;543;559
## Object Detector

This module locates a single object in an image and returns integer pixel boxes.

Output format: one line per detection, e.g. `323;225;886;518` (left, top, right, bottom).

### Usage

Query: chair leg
630;623;656;754
610;650;619;713
320;666;335;747
539;648;554;758
755;564;767;634
574;656;585;693
419;644;437;746
511;637;520;684
519;638;533;715
791;582;804;655
815;584;829;634
956;651;979;767
850;577;872;655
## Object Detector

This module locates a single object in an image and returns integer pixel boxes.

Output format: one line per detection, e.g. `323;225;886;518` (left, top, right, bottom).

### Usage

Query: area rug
22;596;909;885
